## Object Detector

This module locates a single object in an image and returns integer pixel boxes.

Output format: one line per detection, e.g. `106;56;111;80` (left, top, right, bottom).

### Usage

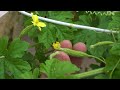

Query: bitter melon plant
0;11;120;79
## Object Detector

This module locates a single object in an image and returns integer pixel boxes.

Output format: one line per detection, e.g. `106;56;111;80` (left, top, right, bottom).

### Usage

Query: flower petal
52;42;61;50
32;14;39;23
38;27;41;31
37;22;46;27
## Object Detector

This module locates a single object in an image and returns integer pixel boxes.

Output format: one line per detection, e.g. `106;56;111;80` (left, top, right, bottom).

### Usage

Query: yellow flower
31;13;46;31
52;42;61;50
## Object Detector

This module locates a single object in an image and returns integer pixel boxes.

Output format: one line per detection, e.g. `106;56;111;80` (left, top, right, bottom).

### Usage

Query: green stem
19;25;33;38
0;56;5;59
71;67;104;79
49;51;60;59
90;41;114;49
109;59;120;79
88;55;106;64
111;32;116;42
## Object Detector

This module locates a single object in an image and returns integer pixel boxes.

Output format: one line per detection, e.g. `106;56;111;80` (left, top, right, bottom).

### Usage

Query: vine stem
49;51;60;60
109;59;120;79
111;32;117;42
90;41;114;49
88;55;106;64
0;56;5;59
71;67;104;79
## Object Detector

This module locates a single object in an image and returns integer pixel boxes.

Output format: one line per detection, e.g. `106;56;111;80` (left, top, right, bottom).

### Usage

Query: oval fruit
73;42;87;52
70;56;83;68
54;51;71;61
60;40;72;49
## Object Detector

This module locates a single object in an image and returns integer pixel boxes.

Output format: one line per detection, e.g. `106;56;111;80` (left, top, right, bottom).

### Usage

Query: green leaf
55;25;74;41
19;68;40;79
23;16;32;27
28;26;39;39
94;74;109;79
35;11;49;17
0;36;8;55
104;55;120;71
110;43;120;56
97;15;112;29
48;11;73;22
40;58;80;79
33;68;40;79
0;57;31;79
19;71;33;79
78;15;92;26
38;24;56;49
72;14;113;57
112;69;120;79
22;52;34;67
118;33;120;43
108;12;120;31
0;37;31;79
5;58;31;78
8;38;29;58
0;58;5;79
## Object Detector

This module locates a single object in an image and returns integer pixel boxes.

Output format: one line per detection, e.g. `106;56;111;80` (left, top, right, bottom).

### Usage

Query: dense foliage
0;11;120;79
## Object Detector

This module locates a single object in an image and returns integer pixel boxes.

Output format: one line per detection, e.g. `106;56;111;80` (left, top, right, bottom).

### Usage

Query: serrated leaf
0;36;32;79
0;58;5;79
104;55;120;71
33;68;40;79
110;43;120;56
23;16;32;27
78;15;92;26
0;36;8;55
94;74;109;79
22;52;40;69
36;11;49;17
40;58;80;79
55;25;74;41
108;12;120;31
48;11;73;22
19;68;40;79
19;71;33;79
0;57;31;79
5;58;31;78
87;32;112;57
22;52;34;66
8;38;29;58
38;24;56;49
112;69;120;79
97;15;112;29
104;55;120;79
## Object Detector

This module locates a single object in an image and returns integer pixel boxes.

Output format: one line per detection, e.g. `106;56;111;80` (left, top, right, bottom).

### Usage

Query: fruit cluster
53;40;87;68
